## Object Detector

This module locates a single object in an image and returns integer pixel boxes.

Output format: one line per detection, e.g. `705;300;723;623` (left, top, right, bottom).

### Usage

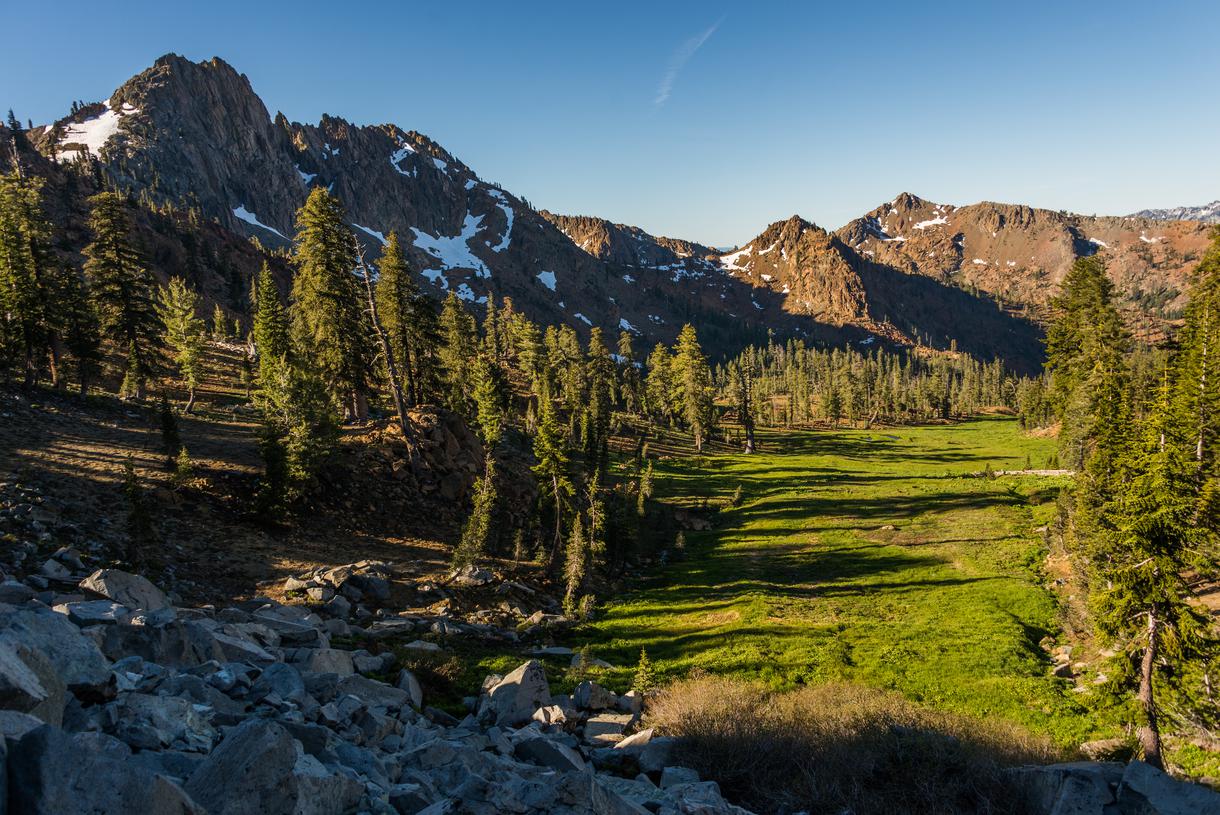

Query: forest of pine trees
1040;239;1220;769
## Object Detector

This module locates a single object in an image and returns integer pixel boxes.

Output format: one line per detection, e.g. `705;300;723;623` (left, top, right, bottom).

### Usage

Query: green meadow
585;417;1101;747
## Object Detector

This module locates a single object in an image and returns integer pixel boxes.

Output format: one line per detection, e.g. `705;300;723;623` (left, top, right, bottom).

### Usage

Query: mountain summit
17;54;1213;369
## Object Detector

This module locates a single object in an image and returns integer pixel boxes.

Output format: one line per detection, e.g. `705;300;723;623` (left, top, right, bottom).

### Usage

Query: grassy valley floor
585;417;1101;748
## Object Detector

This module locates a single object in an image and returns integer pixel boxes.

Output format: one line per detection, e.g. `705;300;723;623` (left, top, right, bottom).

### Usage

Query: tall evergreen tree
1091;377;1217;769
1172;231;1220;474
438;292;478;414
533;390;572;563
672;324;714;451
290;187;373;420
156;277;207;412
374;232;425;405
82;192;161;400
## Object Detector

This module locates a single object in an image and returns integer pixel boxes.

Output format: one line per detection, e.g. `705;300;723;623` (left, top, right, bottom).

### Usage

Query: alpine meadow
2;5;1220;814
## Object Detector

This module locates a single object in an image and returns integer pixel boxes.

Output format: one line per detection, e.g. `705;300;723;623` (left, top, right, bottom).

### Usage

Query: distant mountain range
1129;201;1220;225
5;54;1216;371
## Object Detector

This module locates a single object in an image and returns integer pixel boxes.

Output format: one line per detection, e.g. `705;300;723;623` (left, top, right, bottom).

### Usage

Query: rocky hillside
835;192;1213;321
19;54;1217;368
20;53;1051;368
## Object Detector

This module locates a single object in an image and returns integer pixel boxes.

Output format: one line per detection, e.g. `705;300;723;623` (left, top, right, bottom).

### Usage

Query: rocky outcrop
0;561;753;814
1015;760;1220;815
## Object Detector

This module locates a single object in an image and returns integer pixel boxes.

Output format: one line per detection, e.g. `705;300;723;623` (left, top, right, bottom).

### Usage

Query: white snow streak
232;206;287;240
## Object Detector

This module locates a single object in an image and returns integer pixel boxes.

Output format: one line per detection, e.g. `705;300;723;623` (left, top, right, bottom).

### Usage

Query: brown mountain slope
20;53;1049;369
835;192;1212;321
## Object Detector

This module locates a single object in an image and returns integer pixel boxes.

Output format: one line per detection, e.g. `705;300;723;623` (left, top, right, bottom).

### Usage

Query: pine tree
1090;376;1217;769
374;232;424;405
533;390;573;563
251;263;290;398
672;325;714;450
644;343;673;423
472;352;507;449
616;330;642;414
438;292;478;414
211;303;229;340
159;395;182;461
83;192;161;400
631;648;656;694
452;456;497;567
1172;231;1220;474
0;172;56;385
290;187;372;420
51;264;100;396
564;513;587;613
156;277;207;412
122;456;155;568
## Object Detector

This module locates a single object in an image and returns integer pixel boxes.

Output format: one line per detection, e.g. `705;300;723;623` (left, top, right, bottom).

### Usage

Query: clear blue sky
3;0;1218;247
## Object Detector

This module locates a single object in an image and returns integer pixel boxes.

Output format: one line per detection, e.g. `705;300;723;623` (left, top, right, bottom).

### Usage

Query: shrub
646;676;1062;815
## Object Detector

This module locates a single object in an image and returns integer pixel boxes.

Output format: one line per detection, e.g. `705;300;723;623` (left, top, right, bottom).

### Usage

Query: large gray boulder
515;735;588;773
80;569;170;611
105;692;215;752
1117;760;1220;814
184;719;363;815
0;638;48;712
477;660;551;726
574;680;618;711
9;723;203;814
0;604;112;699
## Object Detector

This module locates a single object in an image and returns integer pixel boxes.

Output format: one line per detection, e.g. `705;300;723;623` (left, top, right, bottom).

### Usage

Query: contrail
655;18;723;107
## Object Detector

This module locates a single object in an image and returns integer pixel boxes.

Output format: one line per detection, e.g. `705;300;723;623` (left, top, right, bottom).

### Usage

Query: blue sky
3;0;1218;247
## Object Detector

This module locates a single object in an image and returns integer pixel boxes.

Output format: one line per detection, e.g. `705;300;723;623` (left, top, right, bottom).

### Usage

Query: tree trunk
355;246;409;434
183;385;197;415
1138;609;1164;770
548;473;563;566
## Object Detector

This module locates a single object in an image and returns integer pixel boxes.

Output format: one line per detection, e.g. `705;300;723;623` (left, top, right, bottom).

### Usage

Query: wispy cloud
654;18;723;107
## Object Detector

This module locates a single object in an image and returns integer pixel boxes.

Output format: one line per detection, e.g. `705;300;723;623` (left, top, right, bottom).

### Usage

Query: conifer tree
51;264;100;396
472;353;507;449
156;277;207;412
1172;231;1220;474
438;292;478;414
616;330;642;413
585;328;615;469
728;359;756;452
83;192;160;400
533;390;572;563
644;343;673;423
290;188;372;420
251;263;290;395
1091;377;1217;769
672;324;714;450
453;457;497;567
211;303;229;340
1045;256;1129;468
564;513;587;612
0;172;58;385
374;232;425;405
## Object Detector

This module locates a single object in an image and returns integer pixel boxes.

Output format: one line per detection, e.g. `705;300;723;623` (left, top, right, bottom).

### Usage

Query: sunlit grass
582;417;1105;747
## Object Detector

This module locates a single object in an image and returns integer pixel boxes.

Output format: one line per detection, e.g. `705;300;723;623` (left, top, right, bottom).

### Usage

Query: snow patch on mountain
353;224;387;246
486;189;513;252
232;205;287;240
410;213;491;278
537;270;557;291
57;99;139;162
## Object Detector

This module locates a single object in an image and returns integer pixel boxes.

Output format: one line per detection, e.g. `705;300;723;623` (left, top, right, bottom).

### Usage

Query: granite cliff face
21;54;1213;368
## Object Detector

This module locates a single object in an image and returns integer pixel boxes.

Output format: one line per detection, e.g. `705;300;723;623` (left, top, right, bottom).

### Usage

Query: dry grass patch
648;676;1065;815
